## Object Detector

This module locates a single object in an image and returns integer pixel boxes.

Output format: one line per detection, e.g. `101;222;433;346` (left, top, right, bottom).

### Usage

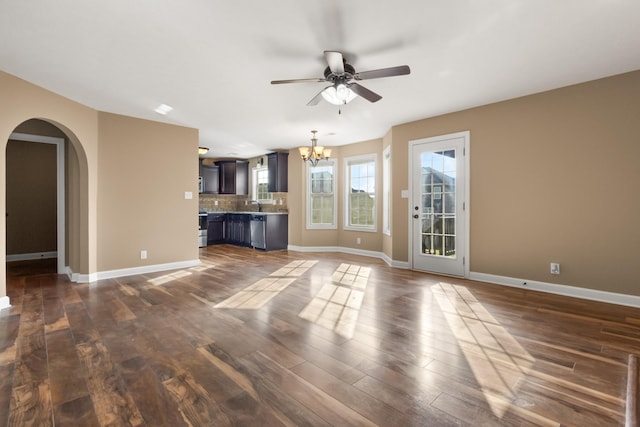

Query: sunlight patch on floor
147;262;216;286
270;260;318;277
190;261;216;272
299;263;370;338
214;260;318;309
148;270;193;286
432;282;535;419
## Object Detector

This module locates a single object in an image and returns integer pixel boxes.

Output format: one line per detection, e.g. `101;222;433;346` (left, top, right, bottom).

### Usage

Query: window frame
382;146;391;236
306;159;338;230
343;153;377;232
251;166;273;203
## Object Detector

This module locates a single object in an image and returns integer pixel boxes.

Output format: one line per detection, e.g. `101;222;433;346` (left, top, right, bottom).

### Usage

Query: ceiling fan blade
354;65;410;80
349;83;382;103
271;78;327;84
324;51;344;75
306;89;326;106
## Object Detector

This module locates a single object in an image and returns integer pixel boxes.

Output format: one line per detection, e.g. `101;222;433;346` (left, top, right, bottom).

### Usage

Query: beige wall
288;146;343;247
1;70;199;305
97;112;199;271
1;70;98;300
289;139;384;253
389;70;640;295
337;139;383;252
290;70;640;297
5;140;57;255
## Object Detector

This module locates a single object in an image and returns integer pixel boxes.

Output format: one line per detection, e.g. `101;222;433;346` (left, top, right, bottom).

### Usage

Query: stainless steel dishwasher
250;214;266;249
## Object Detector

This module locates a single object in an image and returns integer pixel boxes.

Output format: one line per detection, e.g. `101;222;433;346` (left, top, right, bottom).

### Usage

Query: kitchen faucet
250;200;263;212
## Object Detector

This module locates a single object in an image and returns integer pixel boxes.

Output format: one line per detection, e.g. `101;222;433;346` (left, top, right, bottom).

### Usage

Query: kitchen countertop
199;211;288;216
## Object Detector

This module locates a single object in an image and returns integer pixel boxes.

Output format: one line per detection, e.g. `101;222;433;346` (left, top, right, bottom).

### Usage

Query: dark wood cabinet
199;161;219;194
216;160;249;195
206;213;224;244
267;152;288;193
224;214;251;246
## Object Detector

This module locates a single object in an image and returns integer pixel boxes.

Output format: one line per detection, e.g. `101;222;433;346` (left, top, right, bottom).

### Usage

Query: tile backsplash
199;192;288;213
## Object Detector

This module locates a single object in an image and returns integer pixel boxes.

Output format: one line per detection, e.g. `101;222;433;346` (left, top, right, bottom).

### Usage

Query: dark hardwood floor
2;245;639;426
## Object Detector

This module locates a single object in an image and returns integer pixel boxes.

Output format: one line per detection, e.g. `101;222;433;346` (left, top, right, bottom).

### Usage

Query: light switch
184;191;193;200
401;190;409;198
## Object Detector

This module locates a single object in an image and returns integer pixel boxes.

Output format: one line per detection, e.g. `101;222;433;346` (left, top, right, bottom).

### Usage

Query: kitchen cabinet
267;152;288;193
224;213;251;246
216;160;249;195
199;161;219;194
206;213;224;244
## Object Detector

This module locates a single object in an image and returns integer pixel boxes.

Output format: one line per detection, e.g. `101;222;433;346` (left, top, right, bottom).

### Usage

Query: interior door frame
8;132;65;274
408;131;470;278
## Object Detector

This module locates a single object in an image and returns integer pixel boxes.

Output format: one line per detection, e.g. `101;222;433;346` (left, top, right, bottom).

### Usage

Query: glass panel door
411;133;467;276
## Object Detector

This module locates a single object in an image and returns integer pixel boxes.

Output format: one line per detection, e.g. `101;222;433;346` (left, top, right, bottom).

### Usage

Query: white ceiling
2;1;639;159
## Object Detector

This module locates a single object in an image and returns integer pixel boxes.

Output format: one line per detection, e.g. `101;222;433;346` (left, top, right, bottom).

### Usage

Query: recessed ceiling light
154;104;173;115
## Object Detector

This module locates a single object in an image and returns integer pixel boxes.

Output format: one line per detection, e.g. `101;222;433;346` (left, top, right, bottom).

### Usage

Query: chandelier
298;130;331;166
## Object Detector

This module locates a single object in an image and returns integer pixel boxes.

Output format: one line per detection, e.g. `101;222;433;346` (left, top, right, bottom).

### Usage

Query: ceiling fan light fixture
198;146;209;155
336;83;350;101
321;85;357;105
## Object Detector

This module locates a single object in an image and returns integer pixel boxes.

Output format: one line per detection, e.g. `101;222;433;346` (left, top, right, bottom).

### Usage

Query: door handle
413;214;419;219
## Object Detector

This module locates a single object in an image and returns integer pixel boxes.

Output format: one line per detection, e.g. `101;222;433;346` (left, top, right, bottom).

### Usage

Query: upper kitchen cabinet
199;160;219;194
216;160;249;195
267;152;288;193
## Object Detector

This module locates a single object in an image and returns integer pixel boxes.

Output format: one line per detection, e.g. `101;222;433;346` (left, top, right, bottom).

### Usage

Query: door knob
413;214;419;219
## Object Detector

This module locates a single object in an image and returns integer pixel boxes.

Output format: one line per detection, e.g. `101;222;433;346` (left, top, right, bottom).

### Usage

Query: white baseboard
469;272;640;308
288;245;385;261
66;259;201;283
0;296;11;311
65;266;97;283
6;251;57;262
287;245;410;269
381;253;410;269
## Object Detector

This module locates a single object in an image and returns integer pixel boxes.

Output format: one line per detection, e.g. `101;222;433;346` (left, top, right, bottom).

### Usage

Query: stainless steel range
198;213;208;247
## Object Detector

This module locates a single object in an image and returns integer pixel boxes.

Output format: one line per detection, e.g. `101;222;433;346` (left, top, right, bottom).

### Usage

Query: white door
410;132;468;276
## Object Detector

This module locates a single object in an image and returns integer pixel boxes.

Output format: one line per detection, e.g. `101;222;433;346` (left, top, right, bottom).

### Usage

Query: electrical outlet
214;200;218;206
140;250;147;260
356;237;361;245
550;262;560;274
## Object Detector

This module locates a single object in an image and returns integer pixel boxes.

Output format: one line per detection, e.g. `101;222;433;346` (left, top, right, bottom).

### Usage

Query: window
382;146;391;236
307;160;337;229
344;154;376;231
252;167;273;203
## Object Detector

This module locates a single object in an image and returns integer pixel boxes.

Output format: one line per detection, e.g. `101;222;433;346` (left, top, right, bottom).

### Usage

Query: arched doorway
4;118;84;283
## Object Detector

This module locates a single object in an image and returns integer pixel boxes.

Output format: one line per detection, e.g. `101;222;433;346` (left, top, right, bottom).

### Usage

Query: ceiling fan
271;51;410;106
